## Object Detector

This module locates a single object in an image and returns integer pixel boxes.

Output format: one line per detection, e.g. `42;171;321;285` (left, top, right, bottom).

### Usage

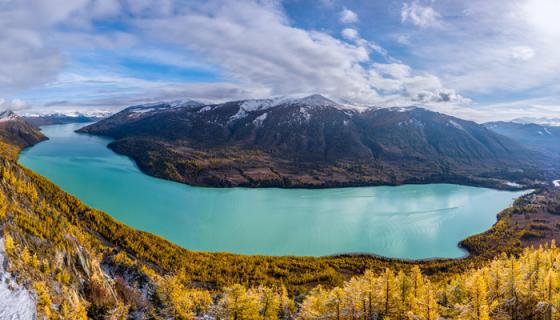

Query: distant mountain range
511;117;560;127
484;121;560;159
78;95;557;189
22;111;109;127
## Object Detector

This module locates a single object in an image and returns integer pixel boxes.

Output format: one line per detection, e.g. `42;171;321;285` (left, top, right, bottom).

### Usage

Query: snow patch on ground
397;118;424;128
448;120;465;131
388;106;418;113
252;113;268;127
0;238;36;320
299;107;311;122
230;98;279;121
503;181;523;188
130;108;155;114
198;106;213;113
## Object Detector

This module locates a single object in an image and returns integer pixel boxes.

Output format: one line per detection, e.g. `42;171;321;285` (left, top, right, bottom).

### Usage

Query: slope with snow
0;110;19;123
79;94;554;189
0;238;36;320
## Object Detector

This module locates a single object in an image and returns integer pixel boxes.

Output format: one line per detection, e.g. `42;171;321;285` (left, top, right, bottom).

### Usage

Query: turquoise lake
19;123;528;259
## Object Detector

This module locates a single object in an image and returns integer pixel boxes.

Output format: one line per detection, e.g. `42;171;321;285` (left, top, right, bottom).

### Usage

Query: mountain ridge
0;111;47;150
485;121;560;161
79;95;555;189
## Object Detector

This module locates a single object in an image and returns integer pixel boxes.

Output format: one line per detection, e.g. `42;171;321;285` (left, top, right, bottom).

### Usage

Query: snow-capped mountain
21;110;113;118
0;110;19;123
21;111;110;126
512;117;560;127
0;111;47;148
125;99;203;113
78;94;554;188
485;121;560;159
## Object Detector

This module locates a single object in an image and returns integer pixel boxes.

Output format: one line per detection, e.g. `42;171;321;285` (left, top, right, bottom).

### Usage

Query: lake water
19;123;527;259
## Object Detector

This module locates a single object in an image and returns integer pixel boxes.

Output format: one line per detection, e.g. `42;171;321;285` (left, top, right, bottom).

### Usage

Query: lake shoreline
100;136;537;192
18;123;530;260
71;123;540;192
110;141;539;191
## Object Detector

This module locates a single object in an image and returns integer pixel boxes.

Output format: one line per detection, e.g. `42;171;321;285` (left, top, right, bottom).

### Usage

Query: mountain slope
3;106;560;318
80;95;552;189
485;121;560;160
0;111;47;150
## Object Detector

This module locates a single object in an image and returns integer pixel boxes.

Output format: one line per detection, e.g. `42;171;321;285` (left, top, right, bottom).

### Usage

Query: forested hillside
1;114;560;319
79;97;556;189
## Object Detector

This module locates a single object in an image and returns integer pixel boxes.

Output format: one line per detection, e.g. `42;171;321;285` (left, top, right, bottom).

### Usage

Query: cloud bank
0;0;557;123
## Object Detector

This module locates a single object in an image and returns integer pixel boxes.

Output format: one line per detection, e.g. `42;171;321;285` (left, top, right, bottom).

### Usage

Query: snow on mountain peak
230;95;340;121
241;94;337;111
513;117;560;127
128;100;202;113
0;110;19;123
387;106;420;113
288;94;338;107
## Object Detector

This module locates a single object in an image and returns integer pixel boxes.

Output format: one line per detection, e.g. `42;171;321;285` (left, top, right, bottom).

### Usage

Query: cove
19;123;528;259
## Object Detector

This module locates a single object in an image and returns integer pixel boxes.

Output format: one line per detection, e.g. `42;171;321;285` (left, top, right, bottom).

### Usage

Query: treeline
299;244;560;320
153;243;560;320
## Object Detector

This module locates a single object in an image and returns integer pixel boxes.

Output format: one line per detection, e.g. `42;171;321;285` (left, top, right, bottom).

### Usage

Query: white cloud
0;98;31;111
129;0;462;106
400;0;560;109
0;0;134;94
2;0;471;117
341;28;358;40
396;34;411;45
0;3;63;93
135;1;378;102
460;97;560;123
411;88;472;105
339;8;358;24
373;63;411;79
521;0;560;38
510;46;535;61
401;2;440;27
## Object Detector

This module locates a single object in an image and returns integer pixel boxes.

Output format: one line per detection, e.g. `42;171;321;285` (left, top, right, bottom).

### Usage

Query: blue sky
0;0;559;122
